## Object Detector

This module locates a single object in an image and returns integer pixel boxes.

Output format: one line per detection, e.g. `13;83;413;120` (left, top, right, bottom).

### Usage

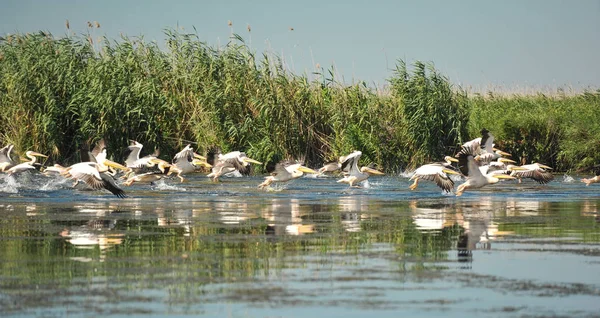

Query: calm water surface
1;173;600;317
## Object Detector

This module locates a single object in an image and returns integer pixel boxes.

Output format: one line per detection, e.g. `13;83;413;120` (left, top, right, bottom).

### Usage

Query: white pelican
124;140;159;172
336;151;385;187
124;158;173;186
171;144;211;182
317;161;341;175
258;160;317;188
409;156;460;192
0;144;17;172
207;149;262;182
582;173;600;186
476;148;512;166
5;151;48;174
510;162;554;184
455;146;516;196
61;161;127;197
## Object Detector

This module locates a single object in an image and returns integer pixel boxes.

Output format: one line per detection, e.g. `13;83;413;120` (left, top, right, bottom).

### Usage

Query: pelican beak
363;167;385;175
297;166;318;174
508;166;528;171
243;158;262;165
193;153;206;161
499;158;516;164
442;168;460;175
538;164;552;170
447;157;459;163
103;160;129;171
493;148;511;157
495;175;517;180
30;151;48;158
192;159;212;168
19;157;28;162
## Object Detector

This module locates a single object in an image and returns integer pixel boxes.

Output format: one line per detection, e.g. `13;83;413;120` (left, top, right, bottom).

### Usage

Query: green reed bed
1;30;599;172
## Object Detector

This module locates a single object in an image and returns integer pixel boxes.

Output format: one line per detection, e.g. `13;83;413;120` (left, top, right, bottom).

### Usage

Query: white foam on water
562;174;575;183
0;175;20;193
154;179;187;191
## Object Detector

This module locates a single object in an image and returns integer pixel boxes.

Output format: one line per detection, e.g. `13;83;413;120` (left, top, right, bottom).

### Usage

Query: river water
1;172;599;317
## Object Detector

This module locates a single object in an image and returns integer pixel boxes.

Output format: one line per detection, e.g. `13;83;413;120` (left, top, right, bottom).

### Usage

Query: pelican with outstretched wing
207;148;261;182
455;146;517;196
336;151;384;187
409;156;460;193
61;161;127;198
258;159;317;189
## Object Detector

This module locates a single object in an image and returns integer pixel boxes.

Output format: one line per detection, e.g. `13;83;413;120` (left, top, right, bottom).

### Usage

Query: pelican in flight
123;140;159;172
207;149;261;182
318;161;341;175
123;158;173;186
61;161;127;197
171;144;211;182
455;146;516;196
510;162;554;184
409;156;460;192
5;150;48;174
258;160;317;189
0;144;17;172
336;151;385;187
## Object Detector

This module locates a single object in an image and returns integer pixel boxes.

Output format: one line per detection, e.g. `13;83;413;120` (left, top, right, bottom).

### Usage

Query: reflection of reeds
0;30;599;172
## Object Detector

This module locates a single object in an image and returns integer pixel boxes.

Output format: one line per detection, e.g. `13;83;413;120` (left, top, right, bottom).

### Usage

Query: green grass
1;30;599;172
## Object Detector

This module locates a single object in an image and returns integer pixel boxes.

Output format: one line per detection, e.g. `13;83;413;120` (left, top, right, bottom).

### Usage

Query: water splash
0;175;20;193
154;179;187;191
562;174;575;183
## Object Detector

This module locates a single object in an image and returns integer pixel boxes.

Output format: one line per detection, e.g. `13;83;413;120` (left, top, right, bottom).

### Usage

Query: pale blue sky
2;0;599;90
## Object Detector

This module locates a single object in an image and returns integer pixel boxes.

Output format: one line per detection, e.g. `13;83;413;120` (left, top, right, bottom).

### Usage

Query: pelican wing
512;169;554;184
173;145;194;165
0;144;16;165
480;128;494;152
67;163;106;190
412;164;455;192
457;146;484;179
340;151;361;176
99;172;126;198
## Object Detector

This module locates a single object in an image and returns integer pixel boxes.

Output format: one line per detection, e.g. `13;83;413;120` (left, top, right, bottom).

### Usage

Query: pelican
5;151;48;174
61;161;127;197
409;156;460;192
207;149;261;182
171;144;211;182
258;160;317;189
476;148;512;166
0;144;17;172
123;140;159;172
336;151;385;187
582;173;600;186
455;146;516;196
461;128;494;154
510;162;554;184
124;158;173;185
318;161;341;175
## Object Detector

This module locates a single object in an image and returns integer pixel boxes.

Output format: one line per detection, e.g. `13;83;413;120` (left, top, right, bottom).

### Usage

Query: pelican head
492;148;511;157
26;151;48;159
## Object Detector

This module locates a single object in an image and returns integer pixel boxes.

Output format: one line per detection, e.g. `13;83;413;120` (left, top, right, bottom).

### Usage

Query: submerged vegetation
0;29;599;172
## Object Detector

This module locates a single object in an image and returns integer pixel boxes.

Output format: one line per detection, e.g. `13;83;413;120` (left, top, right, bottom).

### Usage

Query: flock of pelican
0;129;590;198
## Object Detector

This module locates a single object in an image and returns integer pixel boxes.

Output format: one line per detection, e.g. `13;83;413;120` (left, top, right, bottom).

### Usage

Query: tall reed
1;30;598;172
